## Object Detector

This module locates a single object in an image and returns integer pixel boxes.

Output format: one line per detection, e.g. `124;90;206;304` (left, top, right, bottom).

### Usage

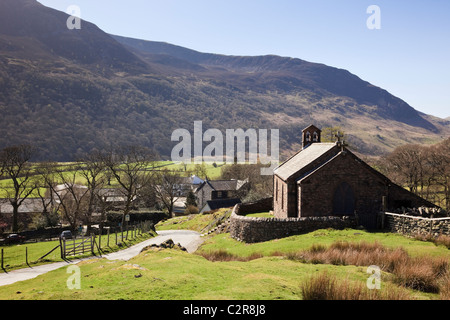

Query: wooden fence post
60;238;64;259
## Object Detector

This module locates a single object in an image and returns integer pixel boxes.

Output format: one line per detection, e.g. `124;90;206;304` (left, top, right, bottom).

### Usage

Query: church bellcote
302;125;321;149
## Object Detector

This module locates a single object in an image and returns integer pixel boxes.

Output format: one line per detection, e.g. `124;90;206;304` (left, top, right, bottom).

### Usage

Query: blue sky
37;0;450;119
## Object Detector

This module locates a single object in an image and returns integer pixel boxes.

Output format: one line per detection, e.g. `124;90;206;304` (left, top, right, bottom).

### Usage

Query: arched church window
313;132;319;142
306;132;311;142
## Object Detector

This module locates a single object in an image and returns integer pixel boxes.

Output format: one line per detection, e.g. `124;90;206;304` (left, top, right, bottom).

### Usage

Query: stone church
273;125;435;229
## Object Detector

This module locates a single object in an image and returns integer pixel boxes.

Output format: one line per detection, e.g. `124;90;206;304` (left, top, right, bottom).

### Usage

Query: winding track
0;230;203;287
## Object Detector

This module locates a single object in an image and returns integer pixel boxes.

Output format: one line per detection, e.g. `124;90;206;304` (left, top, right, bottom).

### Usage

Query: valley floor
0;227;448;300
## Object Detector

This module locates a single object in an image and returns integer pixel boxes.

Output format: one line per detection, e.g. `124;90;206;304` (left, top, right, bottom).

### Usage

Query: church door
332;182;355;215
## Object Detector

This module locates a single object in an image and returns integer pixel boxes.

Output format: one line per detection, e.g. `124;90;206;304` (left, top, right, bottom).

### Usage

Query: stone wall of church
273;175;288;218
230;205;356;243
384;212;450;237
298;151;388;217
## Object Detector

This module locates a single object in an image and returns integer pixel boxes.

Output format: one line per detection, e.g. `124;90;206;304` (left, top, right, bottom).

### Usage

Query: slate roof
273;143;337;181
303;124;322;132
196;179;247;192
0;198;46;214
207;180;239;191
201;198;241;212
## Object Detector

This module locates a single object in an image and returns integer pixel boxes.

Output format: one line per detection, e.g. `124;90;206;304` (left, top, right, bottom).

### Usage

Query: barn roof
196;179;248;193
0;198;46;214
200;198;241;213
273;143;337;181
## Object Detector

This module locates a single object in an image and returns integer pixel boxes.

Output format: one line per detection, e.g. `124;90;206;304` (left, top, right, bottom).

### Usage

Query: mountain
113;35;438;131
0;0;150;72
0;0;449;161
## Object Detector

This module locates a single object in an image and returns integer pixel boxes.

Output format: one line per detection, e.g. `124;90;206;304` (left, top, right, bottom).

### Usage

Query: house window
281;185;284;210
216;191;227;198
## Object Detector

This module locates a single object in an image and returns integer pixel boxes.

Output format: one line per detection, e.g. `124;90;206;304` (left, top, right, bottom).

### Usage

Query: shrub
300;271;412;300
413;233;450;249
392;256;448;293
184;205;199;215
288;241;410;272
435;235;450;249
198;250;263;262
291;240;449;295
439;274;450;300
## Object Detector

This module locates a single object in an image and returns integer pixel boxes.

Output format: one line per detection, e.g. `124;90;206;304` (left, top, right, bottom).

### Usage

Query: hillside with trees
0;0;449;162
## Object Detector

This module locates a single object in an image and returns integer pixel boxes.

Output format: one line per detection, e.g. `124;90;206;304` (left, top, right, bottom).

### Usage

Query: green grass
244;212;273;218
0;231;156;272
1;211;449;300
159;161;226;179
156;208;231;233
198;229;450;259
0;247;421;300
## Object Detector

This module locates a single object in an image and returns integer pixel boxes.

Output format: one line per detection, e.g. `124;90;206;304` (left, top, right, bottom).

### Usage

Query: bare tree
383;139;450;211
77;151;109;233
150;169;183;217
38;162;89;232
221;163;270;201
33;180;59;228
103;145;158;227
426;138;450;210
384;144;427;194
321;126;345;143
0;145;37;232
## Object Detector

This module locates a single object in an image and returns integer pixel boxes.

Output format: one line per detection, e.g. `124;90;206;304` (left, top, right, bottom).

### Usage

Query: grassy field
156;208;231;233
198;229;450;259
0;212;448;300
0;230;156;272
0;246;372;300
0;161;225;198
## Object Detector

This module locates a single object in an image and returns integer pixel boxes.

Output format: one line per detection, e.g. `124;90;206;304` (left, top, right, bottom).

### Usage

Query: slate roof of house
197;179;247;192
97;188;128;202
202;198;241;212
0;198;45;214
273;143;337;181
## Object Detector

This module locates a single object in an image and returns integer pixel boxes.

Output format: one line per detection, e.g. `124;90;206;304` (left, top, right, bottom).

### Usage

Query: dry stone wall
230;204;356;243
383;212;450;237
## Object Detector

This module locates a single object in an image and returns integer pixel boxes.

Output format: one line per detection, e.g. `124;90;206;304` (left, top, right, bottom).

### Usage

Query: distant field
0;161;226;198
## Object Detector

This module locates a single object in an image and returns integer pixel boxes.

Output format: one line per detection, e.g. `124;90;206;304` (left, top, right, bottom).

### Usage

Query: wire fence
1;220;155;272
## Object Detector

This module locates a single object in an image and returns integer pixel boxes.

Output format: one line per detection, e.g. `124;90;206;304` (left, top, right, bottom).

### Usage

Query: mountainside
114;35;439;131
0;0;449;161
